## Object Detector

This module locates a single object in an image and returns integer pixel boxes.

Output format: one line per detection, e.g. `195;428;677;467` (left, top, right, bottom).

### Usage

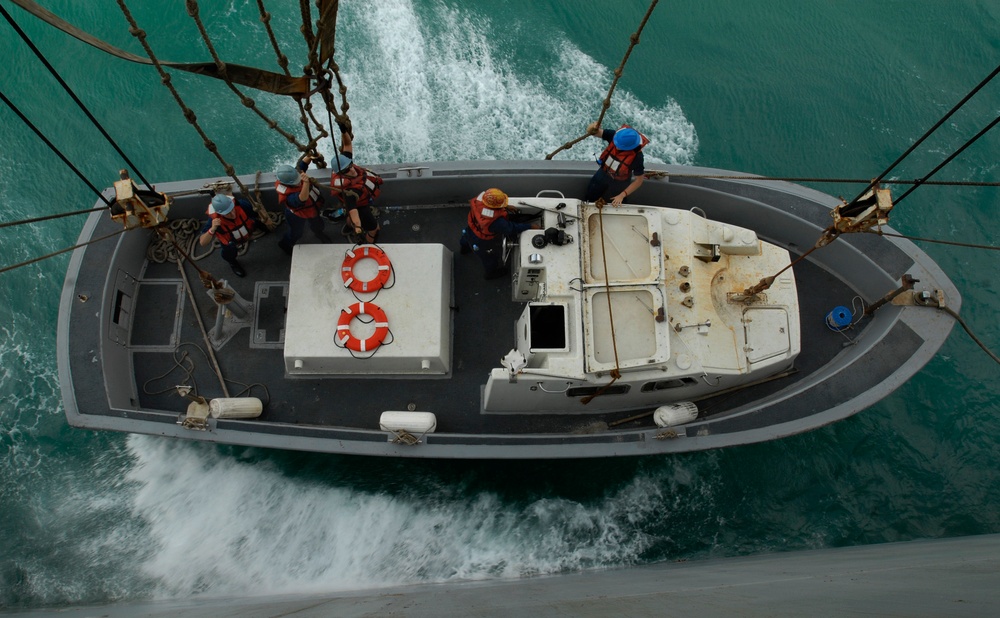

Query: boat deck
59;162;959;457
81;201;843;435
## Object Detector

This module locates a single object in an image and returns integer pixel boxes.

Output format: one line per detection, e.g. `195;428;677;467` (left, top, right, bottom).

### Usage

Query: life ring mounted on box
336;302;390;354
341;245;392;294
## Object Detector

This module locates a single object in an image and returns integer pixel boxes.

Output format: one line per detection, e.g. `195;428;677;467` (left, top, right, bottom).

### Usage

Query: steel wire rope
938;305;1000;366
0;206;110;231
545;0;659;160
0;89;112;207
0;3;152;188
845;61;1000;210
645;172;1000;187
115;0;275;230
893;113;1000;207
0;227;128;275
863;230;1000;251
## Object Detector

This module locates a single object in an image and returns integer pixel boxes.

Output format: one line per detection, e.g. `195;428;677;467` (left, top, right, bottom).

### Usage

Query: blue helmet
275;164;299;185
333;153;353;172
211;194;235;215
613;127;641;151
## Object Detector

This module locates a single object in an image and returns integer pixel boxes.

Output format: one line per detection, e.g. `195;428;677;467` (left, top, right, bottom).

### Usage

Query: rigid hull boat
57;160;959;458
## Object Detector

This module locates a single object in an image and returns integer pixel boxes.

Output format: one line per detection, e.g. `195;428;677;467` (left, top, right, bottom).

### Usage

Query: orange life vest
598;125;650;181
207;203;254;246
331;165;383;207
466;191;508;241
275;181;323;218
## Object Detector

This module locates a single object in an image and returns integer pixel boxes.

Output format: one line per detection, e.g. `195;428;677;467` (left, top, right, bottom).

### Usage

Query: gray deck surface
89;201;851;436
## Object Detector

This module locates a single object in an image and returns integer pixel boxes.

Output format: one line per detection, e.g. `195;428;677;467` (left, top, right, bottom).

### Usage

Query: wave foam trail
126;436;703;599
327;0;697;165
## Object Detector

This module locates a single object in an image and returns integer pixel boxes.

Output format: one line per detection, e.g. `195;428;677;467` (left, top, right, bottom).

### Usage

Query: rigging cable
845;61;1000;209
0;3;152;189
938;305;1000;366
0;206;110;231
255;0;328;159
0;227;127;276
175;259;231;398
644;172;1000;187
305;0;352;143
115;0;276;230
0;89;112;207
863;230;1000;252
184;0;312;155
545;0;659;160
893;113;1000;206
7;0;307;96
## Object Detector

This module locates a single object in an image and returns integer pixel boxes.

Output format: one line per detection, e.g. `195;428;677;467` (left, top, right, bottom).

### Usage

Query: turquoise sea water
2;0;1000;609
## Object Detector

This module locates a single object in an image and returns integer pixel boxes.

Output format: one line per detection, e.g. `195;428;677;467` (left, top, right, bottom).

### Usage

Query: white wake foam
126;435;709;599
273;0;697;167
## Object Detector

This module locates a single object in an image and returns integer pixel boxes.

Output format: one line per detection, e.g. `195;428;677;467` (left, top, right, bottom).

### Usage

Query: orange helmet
482;188;508;209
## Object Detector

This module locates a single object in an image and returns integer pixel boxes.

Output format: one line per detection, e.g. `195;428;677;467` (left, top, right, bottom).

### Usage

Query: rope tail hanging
545;0;659;160
581;199;623;404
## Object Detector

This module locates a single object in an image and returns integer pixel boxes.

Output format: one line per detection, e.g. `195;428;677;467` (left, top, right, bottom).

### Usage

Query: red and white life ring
341;245;391;293
336;302;389;353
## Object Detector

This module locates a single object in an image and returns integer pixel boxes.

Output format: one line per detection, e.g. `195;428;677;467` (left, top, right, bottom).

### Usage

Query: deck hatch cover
252;282;288;349
129;281;183;348
743;307;790;364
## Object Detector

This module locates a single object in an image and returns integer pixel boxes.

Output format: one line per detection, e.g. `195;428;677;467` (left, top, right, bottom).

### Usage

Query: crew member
459;188;536;280
585;122;649;205
329;125;382;244
275;154;329;255
199;193;258;278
